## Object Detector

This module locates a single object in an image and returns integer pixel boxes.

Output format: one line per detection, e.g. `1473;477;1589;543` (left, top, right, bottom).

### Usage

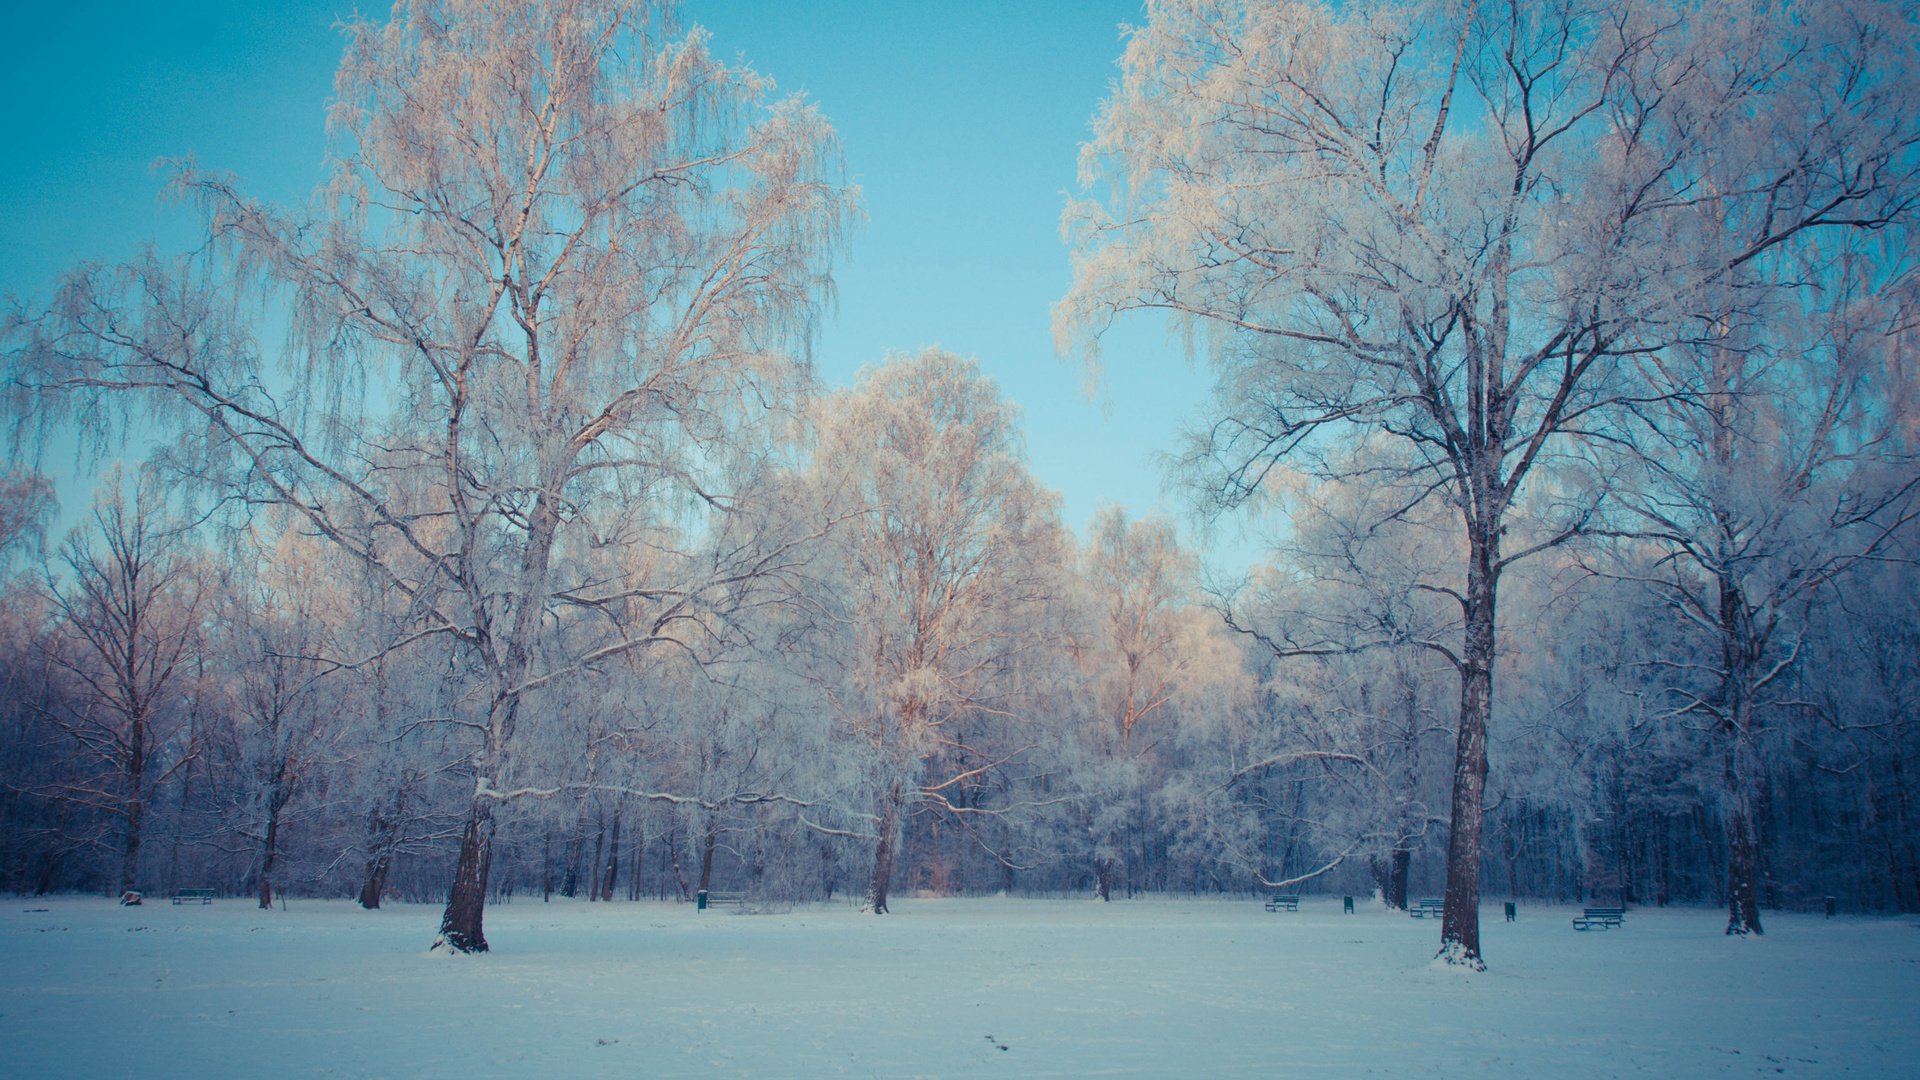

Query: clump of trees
1058;0;1920;966
1;0;1918;972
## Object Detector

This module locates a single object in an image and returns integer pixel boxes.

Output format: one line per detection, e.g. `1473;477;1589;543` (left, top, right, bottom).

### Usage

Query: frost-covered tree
1079;508;1206;900
805;350;1071;913
206;522;358;909
36;478;204;896
1602;243;1920;935
7;0;853;951
1060;0;1920;966
1213;467;1460;903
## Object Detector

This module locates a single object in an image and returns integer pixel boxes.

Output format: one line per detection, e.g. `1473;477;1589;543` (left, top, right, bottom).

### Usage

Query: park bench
1408;897;1445;918
1263;894;1300;912
696;890;743;911
1572;905;1626;930
171;888;215;905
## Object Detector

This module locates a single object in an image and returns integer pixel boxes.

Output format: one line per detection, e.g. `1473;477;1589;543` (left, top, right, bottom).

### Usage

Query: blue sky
1;1;1255;570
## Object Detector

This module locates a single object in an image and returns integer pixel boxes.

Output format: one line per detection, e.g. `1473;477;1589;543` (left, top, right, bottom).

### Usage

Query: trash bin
1504;901;1516;922
1825;896;1836;918
1343;895;1354;914
697;889;708;911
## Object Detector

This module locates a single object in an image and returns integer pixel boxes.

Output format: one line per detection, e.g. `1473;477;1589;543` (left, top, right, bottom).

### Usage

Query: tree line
3;0;1918;969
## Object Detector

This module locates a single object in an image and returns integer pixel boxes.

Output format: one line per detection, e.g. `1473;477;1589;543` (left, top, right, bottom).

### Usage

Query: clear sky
0;0;1256;571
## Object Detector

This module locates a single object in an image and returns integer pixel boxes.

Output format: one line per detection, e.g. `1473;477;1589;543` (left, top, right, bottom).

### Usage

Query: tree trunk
542;825;553;902
358;775;414;910
1719;570;1765;936
357;796;394;909
561;798;588;898
119;720;147;895
867;783;904;915
628;814;644;901
358;849;391;909
436;798;495;953
1725;735;1765;935
588;816;605;903
1656;821;1672;907
699;817;718;894
1387;848;1411;911
600;809;621;903
668;822;691;901
119;793;145;897
257;810;280;910
1439;528;1496;969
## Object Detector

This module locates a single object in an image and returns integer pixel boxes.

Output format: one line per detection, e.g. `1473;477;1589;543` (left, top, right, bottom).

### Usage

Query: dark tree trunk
542;825;554;902
119;730;147;895
627;815;644;901
119;796;145;897
668;822;691;901
1725;736;1765;935
358;777;413;910
588;817;605;903
257;812;280;910
1726;805;1763;934
699;818;718;894
1655;821;1672;907
1095;856;1114;902
358;850;391;910
1718;570;1765;936
561;798;588;898
436;799;495;953
1439;529;1496;969
868;783;904;915
600;809;621;902
1502;813;1522;901
1387;849;1411;911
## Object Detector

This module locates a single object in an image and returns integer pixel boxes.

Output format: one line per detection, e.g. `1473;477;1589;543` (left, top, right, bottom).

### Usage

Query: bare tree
1080;508;1210;900
1059;0;1920;966
9;0;853;950
37;477;203;896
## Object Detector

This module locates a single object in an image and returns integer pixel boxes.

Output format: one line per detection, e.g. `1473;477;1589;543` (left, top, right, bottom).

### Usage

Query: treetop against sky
0;0;1247;564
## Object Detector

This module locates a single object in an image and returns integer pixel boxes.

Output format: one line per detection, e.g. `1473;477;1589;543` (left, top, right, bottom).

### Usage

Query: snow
3;896;1915;1078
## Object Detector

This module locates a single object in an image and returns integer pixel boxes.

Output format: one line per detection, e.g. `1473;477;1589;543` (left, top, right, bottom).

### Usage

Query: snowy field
2;895;1916;1078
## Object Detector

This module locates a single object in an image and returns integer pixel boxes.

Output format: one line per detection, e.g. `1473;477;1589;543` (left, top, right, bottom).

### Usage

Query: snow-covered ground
2;895;1914;1078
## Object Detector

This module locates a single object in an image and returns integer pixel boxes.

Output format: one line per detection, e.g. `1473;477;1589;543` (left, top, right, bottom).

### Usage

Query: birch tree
1060;0;1920;966
9;0;853;951
808;349;1070;913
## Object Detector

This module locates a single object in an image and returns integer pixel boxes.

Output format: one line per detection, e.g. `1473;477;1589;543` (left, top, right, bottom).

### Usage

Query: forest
2;0;1918;971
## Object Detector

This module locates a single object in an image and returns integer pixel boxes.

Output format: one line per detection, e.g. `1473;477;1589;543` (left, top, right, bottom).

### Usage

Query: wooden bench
1408;897;1445;918
1263;894;1300;912
171;888;215;905
696;891;743;911
1572;905;1625;930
